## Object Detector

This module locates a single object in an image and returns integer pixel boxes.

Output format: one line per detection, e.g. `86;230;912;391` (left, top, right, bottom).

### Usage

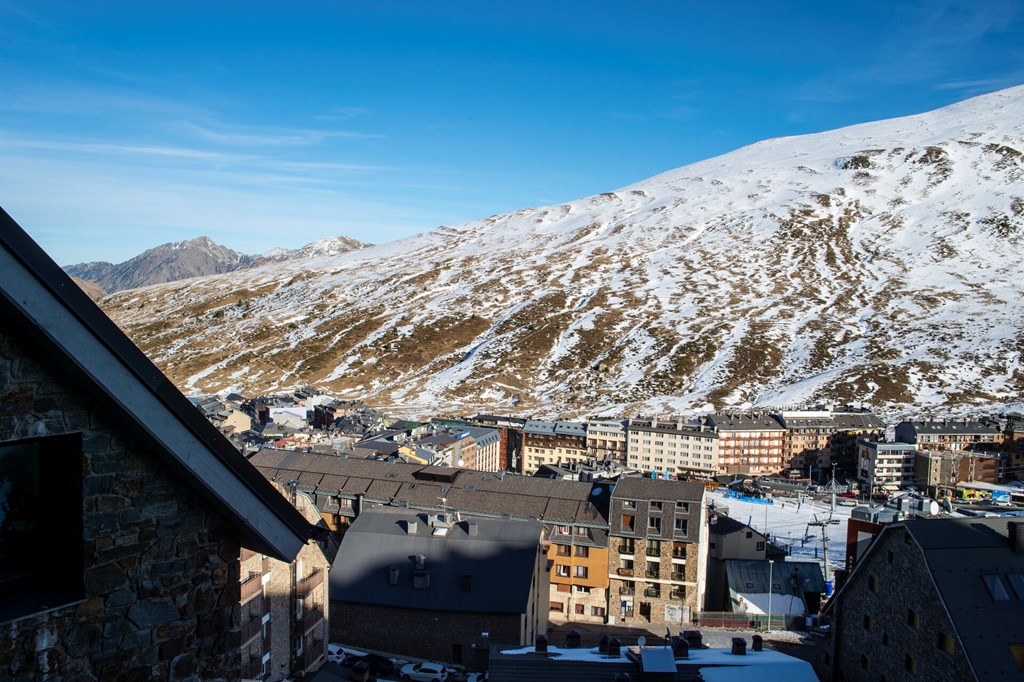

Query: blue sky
1;1;1022;266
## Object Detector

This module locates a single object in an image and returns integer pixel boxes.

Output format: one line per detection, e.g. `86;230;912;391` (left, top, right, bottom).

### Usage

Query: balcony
301;605;325;634
644;587;661;598
296;568;324;598
671;572;686;582
645;569;661;579
240;655;262;681
240;572;262;603
620;585;635;596
616;568;634;577
240;615;262;646
298;639;325;671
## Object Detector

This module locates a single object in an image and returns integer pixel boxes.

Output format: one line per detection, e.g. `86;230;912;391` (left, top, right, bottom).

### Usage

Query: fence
695;611;795;631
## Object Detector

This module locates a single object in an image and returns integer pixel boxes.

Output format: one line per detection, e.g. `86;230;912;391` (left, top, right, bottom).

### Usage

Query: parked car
345;653;395;676
400;661;450;681
327;644;366;665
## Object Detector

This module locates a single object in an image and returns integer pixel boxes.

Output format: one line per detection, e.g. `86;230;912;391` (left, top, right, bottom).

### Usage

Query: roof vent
388;567;400;585
413;569;430;589
464;521;479;536
535;635;548;653
1010;521;1024;555
406;520;418;534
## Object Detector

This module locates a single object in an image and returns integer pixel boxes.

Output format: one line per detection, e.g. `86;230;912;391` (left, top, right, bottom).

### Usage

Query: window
672;542;687;559
0;433;84;623
674;518;688;534
676;501;690;512
549;601;564;612
574;603;586;615
556;525;570;535
863;614;872;631
907;609;920;629
887;550;894;564
556;544;570;556
983;574;1012;601
937;632;956;655
556;584;570;593
575;545;590;558
756;541;765;552
619;558;634;571
556;564;570;577
591;606;606;617
622;515;635;532
649;516;662;533
647;540;661;557
868;575;878;592
904;654;917;673
620;538;635;554
574;586;591;594
575;526;588;536
623;500;636;509
574;566;589;579
861;654;871;670
651;501;663;510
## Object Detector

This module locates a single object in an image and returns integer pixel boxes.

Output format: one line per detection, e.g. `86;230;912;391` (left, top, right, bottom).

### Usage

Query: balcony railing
671;572;686;582
298;639;325;671
240;655;262;681
301;605;325;634
620;586;635;596
616;568;634;576
240;615;262;645
645;569;661;579
241;572;263;603
296;568;324;598
644;587;661;598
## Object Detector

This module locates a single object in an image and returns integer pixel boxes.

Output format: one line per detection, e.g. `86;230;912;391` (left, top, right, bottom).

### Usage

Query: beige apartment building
626;417;719;478
586;417;629;465
705;413;788;476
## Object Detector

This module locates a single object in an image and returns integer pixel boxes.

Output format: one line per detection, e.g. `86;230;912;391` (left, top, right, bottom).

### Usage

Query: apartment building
522;419;587;473
626;417;719;478
895;419;1003;452
776;406;885;477
586;417;629;465
705;413;787;476
240;486;333;682
607;477;707;626
857;441;919;491
549;522;612;623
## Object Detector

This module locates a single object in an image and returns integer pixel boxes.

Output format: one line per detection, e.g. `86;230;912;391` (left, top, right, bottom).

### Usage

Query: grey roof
830;517;1024;681
725;559;826;595
329;506;542;613
709;513;765;538
249;448;611;527
611;476;706;503
706;413;786;432
896;420;1001;436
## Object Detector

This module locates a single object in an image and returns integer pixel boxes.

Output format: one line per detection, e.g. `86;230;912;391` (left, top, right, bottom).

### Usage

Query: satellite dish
637;636;647;647
592;487;603;496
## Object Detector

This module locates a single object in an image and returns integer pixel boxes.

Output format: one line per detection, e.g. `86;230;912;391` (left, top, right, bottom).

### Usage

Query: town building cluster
2;216;1022;682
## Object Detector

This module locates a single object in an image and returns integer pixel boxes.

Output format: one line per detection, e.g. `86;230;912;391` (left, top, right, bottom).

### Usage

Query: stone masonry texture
0;325;242;682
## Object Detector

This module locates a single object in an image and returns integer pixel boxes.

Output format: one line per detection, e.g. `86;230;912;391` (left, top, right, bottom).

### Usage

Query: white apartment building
626;417;719;478
858;441;919;491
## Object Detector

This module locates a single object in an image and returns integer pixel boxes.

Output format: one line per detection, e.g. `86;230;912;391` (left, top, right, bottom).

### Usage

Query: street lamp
767;559;774;633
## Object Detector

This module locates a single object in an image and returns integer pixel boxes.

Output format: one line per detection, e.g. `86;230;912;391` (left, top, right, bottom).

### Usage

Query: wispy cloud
177;120;380;146
313;107;370;121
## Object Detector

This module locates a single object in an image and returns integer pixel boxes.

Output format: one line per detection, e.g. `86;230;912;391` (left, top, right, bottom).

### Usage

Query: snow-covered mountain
64;235;369;293
100;87;1024;419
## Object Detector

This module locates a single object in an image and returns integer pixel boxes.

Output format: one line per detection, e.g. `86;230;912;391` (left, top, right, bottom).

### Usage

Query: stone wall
821;527;974;681
0;326;241;681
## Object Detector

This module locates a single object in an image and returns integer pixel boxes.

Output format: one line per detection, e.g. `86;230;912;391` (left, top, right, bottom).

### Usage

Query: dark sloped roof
725;559;826;595
330;506;543;613
611;476;706;502
0;208;313;561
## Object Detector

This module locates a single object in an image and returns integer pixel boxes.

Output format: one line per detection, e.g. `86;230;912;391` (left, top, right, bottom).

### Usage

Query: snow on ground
708;488;852;578
499;644;817;680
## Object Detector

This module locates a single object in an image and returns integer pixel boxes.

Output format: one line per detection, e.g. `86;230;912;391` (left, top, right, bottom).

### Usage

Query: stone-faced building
0;210;314;680
776;407;885;477
820;517;1024;681
607;477;707;626
329;507;548;671
239;486;334;682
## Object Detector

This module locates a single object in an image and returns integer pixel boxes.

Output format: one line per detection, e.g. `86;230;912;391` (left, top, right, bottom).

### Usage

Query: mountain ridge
99;86;1024;419
64;234;370;293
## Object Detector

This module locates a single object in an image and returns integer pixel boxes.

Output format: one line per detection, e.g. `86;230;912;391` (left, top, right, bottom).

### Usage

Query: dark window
868;575;878;592
675;518;688;534
887;550;894;564
574;545;589;558
0;433;84;623
549;601;563;612
556;544;570;556
860;654;870;670
907;609;920;629
622;515;635;531
905;654;917;673
937;632;956;655
574;603;585;614
756;541;765;552
863;614;872;631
